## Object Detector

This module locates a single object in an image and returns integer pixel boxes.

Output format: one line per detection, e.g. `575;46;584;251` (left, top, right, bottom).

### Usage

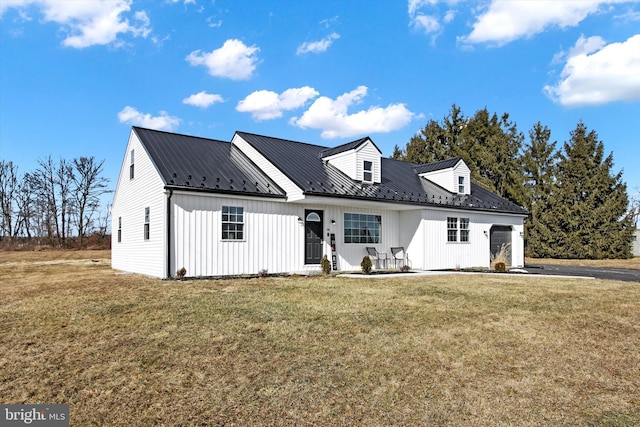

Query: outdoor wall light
484;230;488;237
331;219;336;225
297;217;303;223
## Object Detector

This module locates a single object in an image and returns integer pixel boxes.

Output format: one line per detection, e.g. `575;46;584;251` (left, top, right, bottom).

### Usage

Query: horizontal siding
112;131;167;278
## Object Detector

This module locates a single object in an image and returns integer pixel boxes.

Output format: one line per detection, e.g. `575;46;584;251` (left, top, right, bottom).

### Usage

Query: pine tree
521;122;558;257
549;121;633;259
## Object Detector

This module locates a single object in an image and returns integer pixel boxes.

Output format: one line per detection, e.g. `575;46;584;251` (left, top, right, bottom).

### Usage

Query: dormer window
130;149;135;180
363;161;373;183
458;176;465;193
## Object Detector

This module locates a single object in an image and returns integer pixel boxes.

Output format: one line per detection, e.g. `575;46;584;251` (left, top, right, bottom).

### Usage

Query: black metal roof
235;131;527;215
133;127;285;198
319;137;381;158
132;127;527;215
414;157;463;174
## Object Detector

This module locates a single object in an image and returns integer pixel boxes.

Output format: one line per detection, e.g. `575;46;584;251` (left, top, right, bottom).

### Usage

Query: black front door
490;225;512;265
305;210;323;264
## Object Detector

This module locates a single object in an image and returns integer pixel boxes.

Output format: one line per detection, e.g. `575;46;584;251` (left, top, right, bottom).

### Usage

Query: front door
490;225;512;265
305;210;323;264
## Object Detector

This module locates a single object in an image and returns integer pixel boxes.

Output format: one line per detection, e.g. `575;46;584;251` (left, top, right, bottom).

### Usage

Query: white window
363;161;373;183
458;176;465;193
460;218;470;242
448;217;470;242
447;217;458;242
130;149;135;180
222;206;244;240
143;207;150;240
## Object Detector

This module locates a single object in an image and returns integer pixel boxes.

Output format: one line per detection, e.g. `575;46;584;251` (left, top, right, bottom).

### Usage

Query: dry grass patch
528;256;640;270
1;251;639;426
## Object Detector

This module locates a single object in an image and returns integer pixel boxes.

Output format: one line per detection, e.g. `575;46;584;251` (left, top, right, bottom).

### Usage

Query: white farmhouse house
112;127;528;278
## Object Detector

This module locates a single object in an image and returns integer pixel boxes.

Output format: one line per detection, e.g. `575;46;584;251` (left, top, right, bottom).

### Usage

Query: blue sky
1;0;639;206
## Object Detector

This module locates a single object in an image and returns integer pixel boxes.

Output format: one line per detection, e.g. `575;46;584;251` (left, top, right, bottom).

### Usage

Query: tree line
393;104;636;259
0;156;111;247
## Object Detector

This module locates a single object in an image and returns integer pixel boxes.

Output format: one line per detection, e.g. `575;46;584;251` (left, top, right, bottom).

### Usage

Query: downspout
166;188;173;279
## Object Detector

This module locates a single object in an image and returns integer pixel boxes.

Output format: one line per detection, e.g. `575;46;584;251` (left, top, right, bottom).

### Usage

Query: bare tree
0;161;21;240
72;156;111;243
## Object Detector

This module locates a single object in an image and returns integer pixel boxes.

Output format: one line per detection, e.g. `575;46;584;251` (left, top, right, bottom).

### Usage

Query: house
111;127;528;278
633;229;640;257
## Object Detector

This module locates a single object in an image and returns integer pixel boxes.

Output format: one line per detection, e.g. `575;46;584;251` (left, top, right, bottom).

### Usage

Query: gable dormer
321;137;382;184
415;157;471;195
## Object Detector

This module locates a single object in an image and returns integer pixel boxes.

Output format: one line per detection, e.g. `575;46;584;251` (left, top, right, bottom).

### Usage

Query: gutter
166;188;173;279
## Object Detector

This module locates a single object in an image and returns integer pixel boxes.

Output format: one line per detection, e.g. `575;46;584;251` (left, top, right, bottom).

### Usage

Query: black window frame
117;216;122;243
344;213;381;244
222;206;244;240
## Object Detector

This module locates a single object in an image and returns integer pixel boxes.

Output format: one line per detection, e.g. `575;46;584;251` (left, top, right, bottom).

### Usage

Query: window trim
130;149;135;180
447;217;470;243
344;213;381;244
363;160;373;183
221;206;245;241
143;207;150;240
117;217;122;243
458;176;465;193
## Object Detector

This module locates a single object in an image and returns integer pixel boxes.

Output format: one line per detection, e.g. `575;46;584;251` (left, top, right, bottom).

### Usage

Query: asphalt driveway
524;263;640;283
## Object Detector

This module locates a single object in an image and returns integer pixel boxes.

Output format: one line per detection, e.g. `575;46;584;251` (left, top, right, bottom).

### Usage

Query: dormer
415;157;471;195
321;137;382;184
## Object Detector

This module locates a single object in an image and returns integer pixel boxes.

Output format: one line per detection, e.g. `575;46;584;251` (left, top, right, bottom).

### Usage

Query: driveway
525;263;640;283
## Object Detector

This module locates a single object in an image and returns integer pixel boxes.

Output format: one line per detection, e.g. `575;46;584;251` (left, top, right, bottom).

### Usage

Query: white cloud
117;106;180;131
461;0;626;46
186;39;259;80
182;91;224;108
297;32;340;55
408;0;458;37
0;0;151;48
544;34;640;106
412;14;441;34
290;86;415;139
236;87;319;121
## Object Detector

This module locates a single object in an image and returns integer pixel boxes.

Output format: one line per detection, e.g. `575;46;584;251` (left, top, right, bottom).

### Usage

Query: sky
1;0;639;207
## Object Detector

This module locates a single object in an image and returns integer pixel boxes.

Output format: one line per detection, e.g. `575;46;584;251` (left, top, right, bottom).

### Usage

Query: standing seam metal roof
132;127;527;215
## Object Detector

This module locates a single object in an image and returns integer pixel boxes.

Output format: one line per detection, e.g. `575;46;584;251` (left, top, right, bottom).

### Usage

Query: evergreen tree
521;122;558;257
403;119;448;164
549;121;633;259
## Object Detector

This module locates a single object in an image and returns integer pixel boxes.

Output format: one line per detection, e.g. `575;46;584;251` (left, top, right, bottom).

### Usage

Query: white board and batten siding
170;193;405;277
404;208;525;270
111;132;167;278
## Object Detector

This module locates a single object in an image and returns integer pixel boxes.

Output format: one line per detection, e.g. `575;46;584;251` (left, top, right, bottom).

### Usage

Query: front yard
1;250;639;425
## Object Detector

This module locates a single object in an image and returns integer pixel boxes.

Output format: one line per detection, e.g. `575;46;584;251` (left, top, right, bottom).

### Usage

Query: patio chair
366;247;388;269
390;247;409;269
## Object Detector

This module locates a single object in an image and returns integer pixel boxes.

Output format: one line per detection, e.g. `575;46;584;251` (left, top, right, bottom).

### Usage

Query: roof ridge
235;131;329;149
134;126;229;144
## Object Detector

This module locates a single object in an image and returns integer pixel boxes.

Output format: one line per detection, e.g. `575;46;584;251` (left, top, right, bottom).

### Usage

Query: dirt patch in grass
527;256;640;270
1;251;639;426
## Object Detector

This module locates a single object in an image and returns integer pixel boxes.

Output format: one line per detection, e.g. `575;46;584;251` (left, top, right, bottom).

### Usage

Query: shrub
258;269;268;278
175;267;187;279
321;255;331;275
361;256;372;274
400;265;411;272
491;243;511;271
